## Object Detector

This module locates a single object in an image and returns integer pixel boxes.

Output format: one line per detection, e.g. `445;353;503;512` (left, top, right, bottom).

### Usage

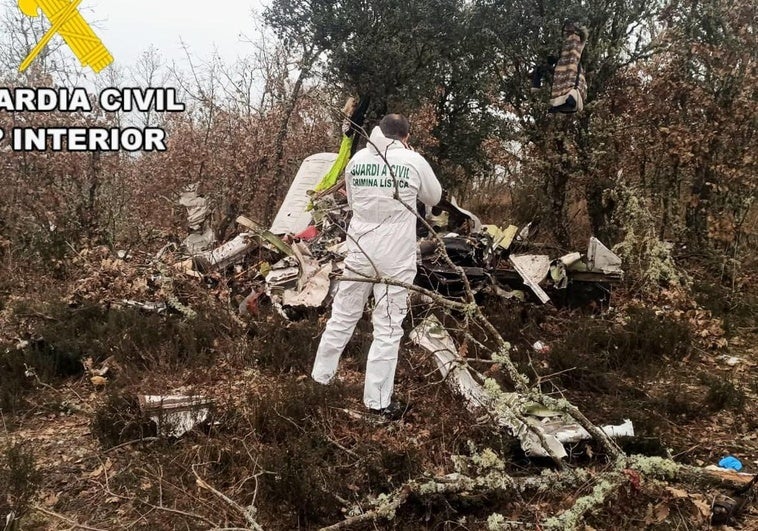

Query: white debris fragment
587;237;622;274
282;262;333;307
532;341;550;353
179;184;215;253
138;395;213;438
410;316;635;459
509;255;551;304
718;355;741;367
270;153;338;236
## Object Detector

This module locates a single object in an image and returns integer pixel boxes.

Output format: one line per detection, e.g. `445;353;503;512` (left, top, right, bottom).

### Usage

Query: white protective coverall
312;126;442;409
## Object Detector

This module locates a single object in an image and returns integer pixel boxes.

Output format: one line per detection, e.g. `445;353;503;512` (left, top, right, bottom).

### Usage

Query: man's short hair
379;114;410;140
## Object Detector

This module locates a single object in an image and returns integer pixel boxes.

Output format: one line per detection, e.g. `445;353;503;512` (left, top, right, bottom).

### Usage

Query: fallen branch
320;485;413;531
319;465;589;530
320;454;755;530
192;465;264;531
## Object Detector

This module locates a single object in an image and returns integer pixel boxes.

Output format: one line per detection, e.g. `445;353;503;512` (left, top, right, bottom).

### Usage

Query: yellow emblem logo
18;0;113;73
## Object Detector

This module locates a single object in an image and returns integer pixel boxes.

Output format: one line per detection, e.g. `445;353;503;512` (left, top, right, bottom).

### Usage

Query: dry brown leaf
458;340;469;358
666;486;689;498
42;492;59;507
644;502;671;525
90;375;107;387
689;494;711;521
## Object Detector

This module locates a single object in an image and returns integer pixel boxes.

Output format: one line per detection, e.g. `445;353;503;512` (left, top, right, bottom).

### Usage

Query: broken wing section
270;153;339;236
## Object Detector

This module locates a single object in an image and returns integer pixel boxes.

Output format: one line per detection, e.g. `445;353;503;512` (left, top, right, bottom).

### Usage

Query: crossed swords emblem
18;0;113;73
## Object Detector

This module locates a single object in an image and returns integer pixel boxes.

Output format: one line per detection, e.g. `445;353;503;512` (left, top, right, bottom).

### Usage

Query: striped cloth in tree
549;23;588;113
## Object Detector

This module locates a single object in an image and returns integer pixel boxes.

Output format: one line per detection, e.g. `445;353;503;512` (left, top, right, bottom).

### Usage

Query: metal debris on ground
410;316;633;458
138;394;213;438
179;183;215;254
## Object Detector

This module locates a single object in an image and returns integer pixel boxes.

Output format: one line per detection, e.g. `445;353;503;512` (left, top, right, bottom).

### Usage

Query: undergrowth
90;391;157;448
546;306;692;388
2;299;226;415
0;441;42;522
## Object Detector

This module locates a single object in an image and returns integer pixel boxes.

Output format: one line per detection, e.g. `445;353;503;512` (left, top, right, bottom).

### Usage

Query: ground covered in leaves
0;252;756;530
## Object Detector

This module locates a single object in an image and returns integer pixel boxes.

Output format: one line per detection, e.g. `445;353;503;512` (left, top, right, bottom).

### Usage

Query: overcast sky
87;0;267;68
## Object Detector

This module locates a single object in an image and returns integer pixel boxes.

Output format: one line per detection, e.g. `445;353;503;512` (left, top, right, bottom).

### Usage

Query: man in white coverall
311;114;442;418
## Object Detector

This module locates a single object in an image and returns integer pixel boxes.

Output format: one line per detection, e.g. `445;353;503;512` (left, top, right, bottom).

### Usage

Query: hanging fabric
548;22;588;114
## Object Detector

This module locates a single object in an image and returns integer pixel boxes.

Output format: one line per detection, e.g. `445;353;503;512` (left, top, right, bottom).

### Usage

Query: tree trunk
263;48;317;226
686;161;712;247
545;133;571;247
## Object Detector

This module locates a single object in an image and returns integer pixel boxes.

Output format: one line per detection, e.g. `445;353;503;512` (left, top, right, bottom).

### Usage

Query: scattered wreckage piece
527;416;634;445
508;255;551;304
410;316;633;458
587;237;622;274
282;243;334;308
416;236;492;297
490;239;623;306
416;206;623;304
237;216;294;257
192;233;259;272
549;252;581;289
261;242;337;317
190;217;295;274
179;183;215;253
270;153;339;236
138;394;213;438
283;263;333;307
484;224;518;251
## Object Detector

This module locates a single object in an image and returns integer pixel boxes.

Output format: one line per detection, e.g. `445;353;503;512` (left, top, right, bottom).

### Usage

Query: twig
325;434;360;459
192;465;264;531
140;502;219;527
320;485;413;531
103;437;160;453
33;506;108;531
24;364;61;395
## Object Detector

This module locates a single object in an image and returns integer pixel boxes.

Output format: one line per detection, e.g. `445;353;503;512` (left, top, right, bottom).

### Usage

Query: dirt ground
1;276;757;530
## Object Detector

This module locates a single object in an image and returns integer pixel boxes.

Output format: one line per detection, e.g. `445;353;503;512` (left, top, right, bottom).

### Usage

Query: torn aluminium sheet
193;233;258;271
270;153;339;236
409;317;633;459
509;254;551;304
282;242;333;307
138;394;213;437
179;184;215;253
265;242;335;311
587;237;622;274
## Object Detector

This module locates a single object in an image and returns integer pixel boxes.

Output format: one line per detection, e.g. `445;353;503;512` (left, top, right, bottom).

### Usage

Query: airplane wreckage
140;152;633;457
177;152;624;314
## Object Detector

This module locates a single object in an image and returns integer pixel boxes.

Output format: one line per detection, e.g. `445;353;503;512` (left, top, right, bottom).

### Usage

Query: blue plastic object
718;456;743;471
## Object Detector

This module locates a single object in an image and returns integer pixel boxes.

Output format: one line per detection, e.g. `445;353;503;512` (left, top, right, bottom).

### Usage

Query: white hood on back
367;126;403;155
